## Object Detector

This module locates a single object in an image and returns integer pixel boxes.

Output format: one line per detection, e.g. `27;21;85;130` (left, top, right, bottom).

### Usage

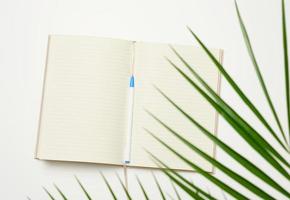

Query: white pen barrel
124;76;135;164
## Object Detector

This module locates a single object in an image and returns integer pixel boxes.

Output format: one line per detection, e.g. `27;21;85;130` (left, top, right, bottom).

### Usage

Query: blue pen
124;75;135;164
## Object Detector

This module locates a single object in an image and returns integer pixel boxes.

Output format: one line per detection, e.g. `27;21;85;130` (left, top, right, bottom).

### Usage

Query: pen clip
130;75;135;87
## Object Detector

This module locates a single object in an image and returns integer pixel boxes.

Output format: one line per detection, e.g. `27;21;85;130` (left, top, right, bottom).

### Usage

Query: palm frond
147;89;289;196
171;181;181;200
187;26;290;152
147;114;279;199
152;161;206;200
150;152;246;200
100;172;118;200
167;50;290;167
136;176;149;200
282;0;290;141
43;187;56;200
147;131;249;200
152;172;167;200
53;184;68;200
75;176;92;200
163;57;290;172
235;0;288;145
116;173;132;200
168;46;289;153
149;156;216;200
153;72;290;179
167;51;289;166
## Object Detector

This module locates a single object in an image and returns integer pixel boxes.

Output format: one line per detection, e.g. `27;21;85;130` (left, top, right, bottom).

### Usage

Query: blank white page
36;36;132;165
130;42;221;171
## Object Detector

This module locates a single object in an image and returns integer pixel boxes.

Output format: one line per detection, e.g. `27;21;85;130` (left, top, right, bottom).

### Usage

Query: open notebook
35;35;222;172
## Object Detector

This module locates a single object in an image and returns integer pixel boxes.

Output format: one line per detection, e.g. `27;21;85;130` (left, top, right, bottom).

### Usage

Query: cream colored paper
130;42;220;171
36;36;133;165
36;36;221;171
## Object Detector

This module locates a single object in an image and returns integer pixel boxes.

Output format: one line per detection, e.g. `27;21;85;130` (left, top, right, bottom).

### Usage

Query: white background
0;0;289;199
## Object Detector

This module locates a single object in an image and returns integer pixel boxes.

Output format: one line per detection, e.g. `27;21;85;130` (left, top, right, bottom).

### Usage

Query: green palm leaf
152;162;206;200
187;26;290;152
154;66;290;179
136;176;149;200
164;173;204;200
164;56;290;173
147;114;280;199
149;155;216;200
282;0;290;140
116;173;132;200
168;47;288;154
167;50;289;166
53;184;68;200
43;187;56;200
235;0;288;145
148;149;248;200
100;172;117;200
149;89;289;196
171;181;181;200
75;176;92;200
152;172;167;200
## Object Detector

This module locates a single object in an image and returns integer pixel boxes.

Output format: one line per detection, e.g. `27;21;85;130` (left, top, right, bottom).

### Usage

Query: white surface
0;0;289;199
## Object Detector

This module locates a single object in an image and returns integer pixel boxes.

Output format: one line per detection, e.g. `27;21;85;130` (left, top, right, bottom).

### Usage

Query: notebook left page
35;35;133;165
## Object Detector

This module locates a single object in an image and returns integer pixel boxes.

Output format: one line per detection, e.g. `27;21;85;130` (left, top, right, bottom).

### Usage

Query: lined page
36;36;132;165
130;42;220;171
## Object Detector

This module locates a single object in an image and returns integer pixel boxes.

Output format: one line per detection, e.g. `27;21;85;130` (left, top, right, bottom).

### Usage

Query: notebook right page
130;42;221;171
